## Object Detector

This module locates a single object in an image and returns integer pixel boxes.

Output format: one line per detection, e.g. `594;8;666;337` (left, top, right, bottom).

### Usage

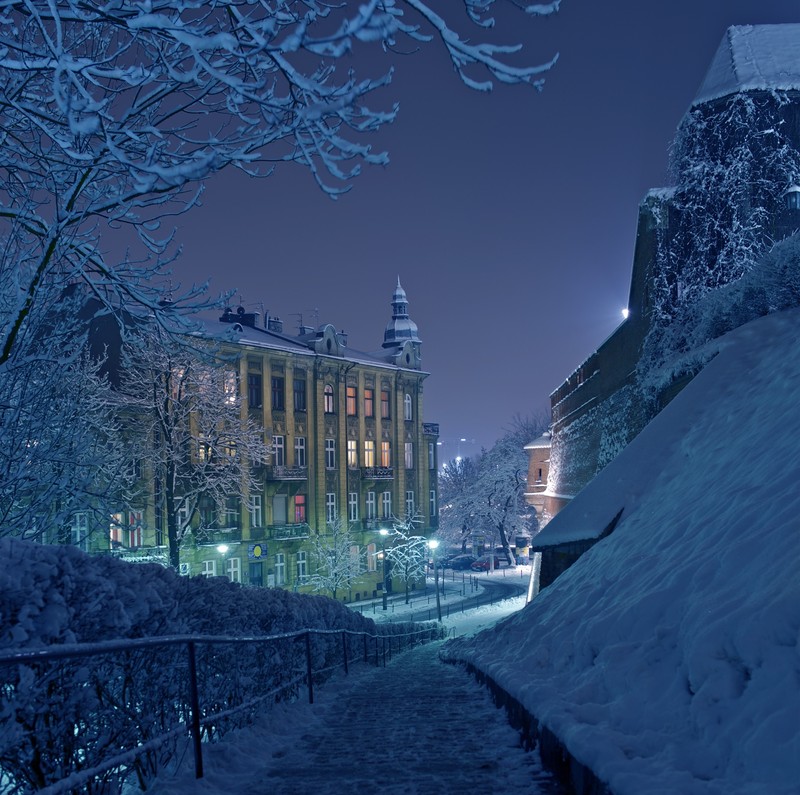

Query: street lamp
427;539;442;622
216;544;229;580
379;528;390;610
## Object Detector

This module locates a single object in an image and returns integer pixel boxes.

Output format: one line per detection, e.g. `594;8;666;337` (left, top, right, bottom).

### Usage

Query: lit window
364;388;375;418
348;492;359;521
326;492;337;523
364;440;375;468
381;491;392;519
223;371;238;405
325;438;336;469
404;393;412;421
404;442;413;469
346;385;357;416
294;495;307;523
380;441;391;468
128;510;143;548
295;436;306;468
347;439;358;468
380;388;390;419
324;384;335;413
110;513;124;546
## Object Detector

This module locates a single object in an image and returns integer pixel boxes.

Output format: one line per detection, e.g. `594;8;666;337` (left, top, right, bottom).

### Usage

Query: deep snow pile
444;310;800;795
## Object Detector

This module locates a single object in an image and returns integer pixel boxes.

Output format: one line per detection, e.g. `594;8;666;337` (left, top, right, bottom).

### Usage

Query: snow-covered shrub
0;539;437;793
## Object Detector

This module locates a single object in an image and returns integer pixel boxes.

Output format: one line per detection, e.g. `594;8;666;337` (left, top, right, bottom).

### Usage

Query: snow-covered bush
0;539;438;793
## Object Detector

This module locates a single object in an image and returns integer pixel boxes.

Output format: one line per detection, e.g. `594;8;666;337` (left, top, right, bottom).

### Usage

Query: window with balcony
380;388;390;419
247;373;262;408
295;494;307;523
346;385;357;416
295;436;306;468
347;439;358;468
380;441;391;468
325;438;336;469
364;440;375;468
272;494;287;525
326;492;337;523
271;376;285;411
273;435;285;467
366;491;376;520
404;393;412;421
404;442;413;470
294;379;307;412
381;491;392;519
324;384;335;413
348;492;359;522
364;388;374;418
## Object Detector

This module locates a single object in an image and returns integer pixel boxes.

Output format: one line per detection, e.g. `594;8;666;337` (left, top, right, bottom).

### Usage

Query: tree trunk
497;524;517;567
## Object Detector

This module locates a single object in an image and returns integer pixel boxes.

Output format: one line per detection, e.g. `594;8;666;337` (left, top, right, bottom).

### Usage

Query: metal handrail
0;624;443;793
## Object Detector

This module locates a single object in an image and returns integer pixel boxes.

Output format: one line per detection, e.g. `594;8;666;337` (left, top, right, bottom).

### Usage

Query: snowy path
237;641;561;795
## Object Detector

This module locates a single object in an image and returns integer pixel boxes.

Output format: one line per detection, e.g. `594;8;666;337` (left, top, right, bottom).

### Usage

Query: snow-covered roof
693;24;800;106
524;432;552;450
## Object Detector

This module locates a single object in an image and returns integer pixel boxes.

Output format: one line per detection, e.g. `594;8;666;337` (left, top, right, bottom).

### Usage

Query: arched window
324;384;335;413
404;393;412;421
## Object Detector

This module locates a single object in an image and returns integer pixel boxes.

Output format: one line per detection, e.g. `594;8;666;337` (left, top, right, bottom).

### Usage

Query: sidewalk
246;641;563;795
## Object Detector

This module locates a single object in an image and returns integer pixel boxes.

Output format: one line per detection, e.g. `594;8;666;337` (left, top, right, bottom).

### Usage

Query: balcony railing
361;466;394;480
195;528;243;545
269;523;311;540
267;465;308;481
422;422;439;436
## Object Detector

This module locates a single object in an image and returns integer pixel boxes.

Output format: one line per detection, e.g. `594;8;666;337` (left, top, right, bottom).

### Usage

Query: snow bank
444;310;800;794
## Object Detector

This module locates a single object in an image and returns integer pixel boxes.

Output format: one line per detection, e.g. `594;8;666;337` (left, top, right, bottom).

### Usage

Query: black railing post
374;636;379;666
304;632;314;704
342;631;349;676
364;633;368;663
187;641;204;780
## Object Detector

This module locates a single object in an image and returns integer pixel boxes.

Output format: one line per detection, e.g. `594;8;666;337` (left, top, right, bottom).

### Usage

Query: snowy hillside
444;310;800;794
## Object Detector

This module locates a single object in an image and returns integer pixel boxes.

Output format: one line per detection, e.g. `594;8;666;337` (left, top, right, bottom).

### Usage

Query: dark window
293;379;307;412
154;478;164;546
271;376;285;411
248;373;262;408
324;384;335;413
381;388;390;419
249;561;263;587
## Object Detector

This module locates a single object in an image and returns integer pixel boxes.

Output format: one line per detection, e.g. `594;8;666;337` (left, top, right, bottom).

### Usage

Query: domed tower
382;277;422;368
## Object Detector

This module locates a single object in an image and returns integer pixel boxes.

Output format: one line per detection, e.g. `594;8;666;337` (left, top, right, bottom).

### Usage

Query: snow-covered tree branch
384;512;428;603
308;517;365;600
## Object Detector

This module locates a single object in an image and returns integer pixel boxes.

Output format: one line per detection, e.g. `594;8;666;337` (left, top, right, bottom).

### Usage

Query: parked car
470;555;501;571
440;554;476;570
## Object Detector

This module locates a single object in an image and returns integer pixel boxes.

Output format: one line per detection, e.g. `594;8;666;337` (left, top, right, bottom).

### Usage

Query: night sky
167;0;800;457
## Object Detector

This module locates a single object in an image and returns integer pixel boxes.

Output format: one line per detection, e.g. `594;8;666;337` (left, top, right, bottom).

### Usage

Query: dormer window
785;185;800;210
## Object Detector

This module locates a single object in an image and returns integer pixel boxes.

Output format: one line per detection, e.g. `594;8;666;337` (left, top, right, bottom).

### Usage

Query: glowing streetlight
621;307;630;319
427;539;442;622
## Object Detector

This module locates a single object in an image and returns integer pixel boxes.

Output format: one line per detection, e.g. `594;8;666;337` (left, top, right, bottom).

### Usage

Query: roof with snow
693;24;800;106
524;431;552;450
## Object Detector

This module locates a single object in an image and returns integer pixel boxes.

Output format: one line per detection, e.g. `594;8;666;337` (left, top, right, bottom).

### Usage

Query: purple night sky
166;0;800;457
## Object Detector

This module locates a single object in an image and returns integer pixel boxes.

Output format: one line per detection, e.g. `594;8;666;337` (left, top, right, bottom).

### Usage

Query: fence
0;624;442;794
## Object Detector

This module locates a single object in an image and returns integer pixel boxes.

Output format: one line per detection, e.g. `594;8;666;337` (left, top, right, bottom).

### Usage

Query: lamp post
216;544;230;580
427;539;442;622
379;528;390;610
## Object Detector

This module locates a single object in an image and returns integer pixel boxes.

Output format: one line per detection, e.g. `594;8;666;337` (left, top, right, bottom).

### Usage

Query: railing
269;522;311;540
267;465;307;480
361;466;394;480
422;422;440;436
0;624;443;794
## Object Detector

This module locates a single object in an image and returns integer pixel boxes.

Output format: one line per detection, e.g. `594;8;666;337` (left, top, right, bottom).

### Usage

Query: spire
382;277;421;349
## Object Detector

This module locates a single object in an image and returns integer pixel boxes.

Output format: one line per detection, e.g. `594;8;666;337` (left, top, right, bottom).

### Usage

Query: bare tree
384;513;428;604
0;0;559;370
437;455;479;552
118;326;272;569
308;517;365;601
